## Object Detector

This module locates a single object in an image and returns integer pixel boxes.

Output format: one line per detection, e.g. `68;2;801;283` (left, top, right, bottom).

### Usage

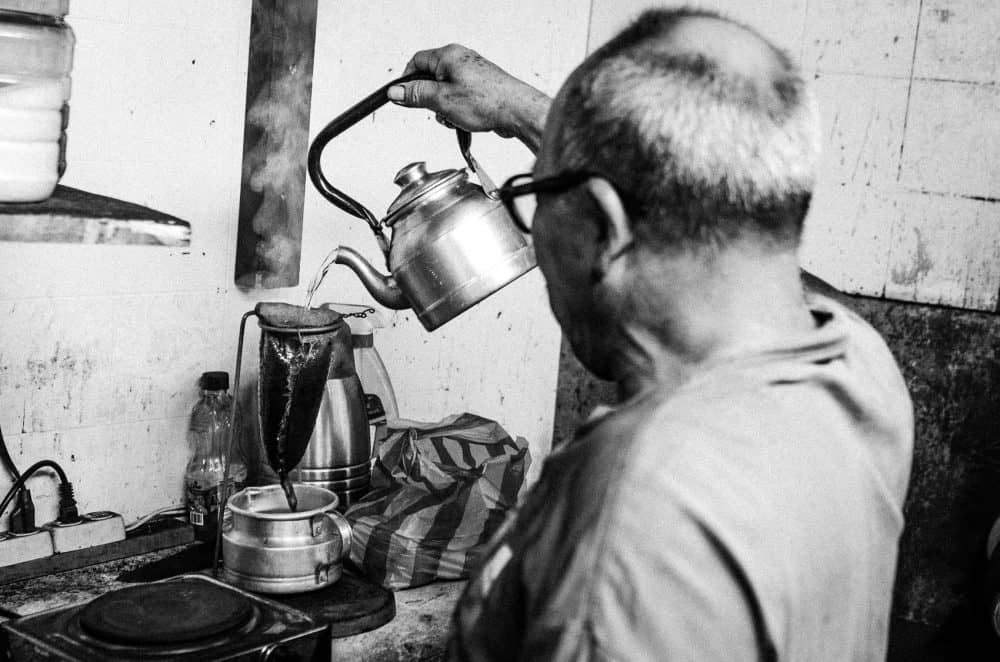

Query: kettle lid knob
394;162;429;188
385;161;466;221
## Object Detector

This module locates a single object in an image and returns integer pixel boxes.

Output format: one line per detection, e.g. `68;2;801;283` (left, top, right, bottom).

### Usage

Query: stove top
2;575;330;661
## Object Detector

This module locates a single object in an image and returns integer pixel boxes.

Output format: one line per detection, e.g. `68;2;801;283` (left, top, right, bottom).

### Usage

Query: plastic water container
349;316;399;453
323;304;400;449
0;0;74;202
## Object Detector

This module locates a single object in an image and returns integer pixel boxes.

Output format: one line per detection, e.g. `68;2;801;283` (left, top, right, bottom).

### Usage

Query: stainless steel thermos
291;309;373;509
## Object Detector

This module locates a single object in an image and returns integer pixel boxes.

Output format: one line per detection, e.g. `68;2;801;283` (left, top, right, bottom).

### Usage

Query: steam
237;1;317;288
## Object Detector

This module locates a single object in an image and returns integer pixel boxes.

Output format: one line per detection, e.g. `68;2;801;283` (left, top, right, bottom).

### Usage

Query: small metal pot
222;484;351;594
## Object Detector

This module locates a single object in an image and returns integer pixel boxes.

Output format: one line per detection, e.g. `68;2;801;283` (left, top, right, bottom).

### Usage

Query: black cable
0;459;70;522
0;421;33;532
0;421;20;480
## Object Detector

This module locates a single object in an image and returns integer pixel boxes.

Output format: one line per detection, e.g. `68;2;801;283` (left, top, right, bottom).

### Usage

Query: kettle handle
307;73;474;239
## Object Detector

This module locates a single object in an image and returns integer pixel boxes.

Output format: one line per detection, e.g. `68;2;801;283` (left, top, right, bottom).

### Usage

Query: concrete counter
0;544;465;661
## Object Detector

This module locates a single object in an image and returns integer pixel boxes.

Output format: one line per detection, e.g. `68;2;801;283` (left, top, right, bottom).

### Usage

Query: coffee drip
258;332;328;511
255;303;345;511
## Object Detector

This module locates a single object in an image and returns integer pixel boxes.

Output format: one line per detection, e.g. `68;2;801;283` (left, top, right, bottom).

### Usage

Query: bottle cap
200;371;229;391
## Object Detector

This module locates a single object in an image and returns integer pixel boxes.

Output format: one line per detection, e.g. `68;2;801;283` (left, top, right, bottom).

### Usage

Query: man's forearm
505;86;551;154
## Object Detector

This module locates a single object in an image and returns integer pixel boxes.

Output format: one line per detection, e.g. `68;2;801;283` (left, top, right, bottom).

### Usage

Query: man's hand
387;44;551;153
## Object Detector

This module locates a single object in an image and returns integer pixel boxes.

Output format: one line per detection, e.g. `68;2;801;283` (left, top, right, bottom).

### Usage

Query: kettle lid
386;162;466;221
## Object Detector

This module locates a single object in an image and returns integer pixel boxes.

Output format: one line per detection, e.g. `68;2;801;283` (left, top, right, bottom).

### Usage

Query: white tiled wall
0;1;588;529
588;0;1000;312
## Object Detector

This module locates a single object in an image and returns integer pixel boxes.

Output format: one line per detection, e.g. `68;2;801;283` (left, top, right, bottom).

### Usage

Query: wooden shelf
0;186;190;246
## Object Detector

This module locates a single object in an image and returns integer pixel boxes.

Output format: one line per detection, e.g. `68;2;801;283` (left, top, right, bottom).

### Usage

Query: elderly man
391;8;913;661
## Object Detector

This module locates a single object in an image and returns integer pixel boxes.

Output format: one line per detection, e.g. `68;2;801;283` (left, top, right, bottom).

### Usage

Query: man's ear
585;178;634;282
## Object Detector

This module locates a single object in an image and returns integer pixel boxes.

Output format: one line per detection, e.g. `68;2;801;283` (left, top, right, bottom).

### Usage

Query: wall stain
25;343;94;389
891;229;934;286
933;8;952;22
21;343;96;432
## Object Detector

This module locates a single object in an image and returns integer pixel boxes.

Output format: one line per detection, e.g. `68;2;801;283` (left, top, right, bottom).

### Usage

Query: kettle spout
333;246;410;310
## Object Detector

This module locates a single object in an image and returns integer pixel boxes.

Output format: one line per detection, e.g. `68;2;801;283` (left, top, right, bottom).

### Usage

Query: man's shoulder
808;292;901;373
597;295;915;556
807;293;914;453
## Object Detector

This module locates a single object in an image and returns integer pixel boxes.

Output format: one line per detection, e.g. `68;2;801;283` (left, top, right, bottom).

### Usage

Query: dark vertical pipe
234;0;319;289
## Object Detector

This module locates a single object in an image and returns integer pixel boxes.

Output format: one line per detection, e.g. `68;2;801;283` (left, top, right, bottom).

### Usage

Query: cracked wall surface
589;0;1000;312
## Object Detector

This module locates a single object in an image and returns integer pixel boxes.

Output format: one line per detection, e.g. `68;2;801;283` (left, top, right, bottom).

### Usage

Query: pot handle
324;511;353;561
307;73;475;239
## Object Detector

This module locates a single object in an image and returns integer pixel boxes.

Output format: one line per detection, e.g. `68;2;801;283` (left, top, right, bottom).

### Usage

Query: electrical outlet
44;511;125;554
0;529;54;566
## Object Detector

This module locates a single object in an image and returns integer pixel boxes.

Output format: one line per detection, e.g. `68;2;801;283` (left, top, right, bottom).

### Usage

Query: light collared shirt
449;295;914;661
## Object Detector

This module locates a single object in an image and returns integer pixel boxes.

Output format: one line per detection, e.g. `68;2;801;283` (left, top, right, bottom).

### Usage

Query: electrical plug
8;489;35;534
57;482;80;524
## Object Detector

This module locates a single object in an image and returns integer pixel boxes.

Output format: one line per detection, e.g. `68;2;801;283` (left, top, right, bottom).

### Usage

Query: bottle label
186;478;244;541
186;484;219;540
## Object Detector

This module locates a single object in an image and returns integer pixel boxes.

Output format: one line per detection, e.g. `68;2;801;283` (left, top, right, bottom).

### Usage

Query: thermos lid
200;371;229;391
385;161;465;223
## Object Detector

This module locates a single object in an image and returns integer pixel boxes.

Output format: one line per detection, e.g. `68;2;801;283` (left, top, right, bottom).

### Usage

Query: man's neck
613;245;815;400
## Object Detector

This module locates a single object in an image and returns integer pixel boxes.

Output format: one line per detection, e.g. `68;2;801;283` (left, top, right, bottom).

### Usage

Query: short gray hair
554;8;820;252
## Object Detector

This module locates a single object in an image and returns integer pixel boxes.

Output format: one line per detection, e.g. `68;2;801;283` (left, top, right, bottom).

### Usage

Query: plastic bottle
345;314;398;450
322;304;399;450
184;371;246;542
0;0;75;201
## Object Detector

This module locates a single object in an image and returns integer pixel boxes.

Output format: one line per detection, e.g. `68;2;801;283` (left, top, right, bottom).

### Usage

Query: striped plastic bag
344;412;531;590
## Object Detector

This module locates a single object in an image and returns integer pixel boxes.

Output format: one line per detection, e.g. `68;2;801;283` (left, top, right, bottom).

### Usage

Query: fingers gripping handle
307;73;475;234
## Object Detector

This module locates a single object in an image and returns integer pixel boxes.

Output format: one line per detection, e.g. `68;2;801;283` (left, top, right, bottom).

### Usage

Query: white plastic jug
323;304;399;449
0;0;74;202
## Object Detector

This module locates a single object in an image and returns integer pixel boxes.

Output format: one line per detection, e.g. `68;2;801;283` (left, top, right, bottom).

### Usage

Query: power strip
44;511;126;553
0;529;53;565
1;511;126;566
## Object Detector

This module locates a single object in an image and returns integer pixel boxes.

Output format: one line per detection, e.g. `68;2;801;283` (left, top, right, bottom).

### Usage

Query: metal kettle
307;74;536;331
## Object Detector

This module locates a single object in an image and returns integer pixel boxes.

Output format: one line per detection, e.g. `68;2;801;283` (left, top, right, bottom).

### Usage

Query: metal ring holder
213;309;256;578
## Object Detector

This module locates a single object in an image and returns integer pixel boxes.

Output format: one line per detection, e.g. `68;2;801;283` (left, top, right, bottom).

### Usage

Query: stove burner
77;578;254;645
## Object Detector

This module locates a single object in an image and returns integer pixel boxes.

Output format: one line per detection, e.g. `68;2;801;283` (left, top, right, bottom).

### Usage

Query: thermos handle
307;73;474;237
